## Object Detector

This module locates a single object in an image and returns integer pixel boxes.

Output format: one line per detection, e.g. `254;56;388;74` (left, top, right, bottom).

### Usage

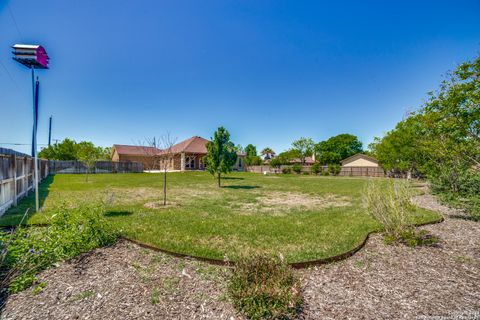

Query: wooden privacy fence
0;148;144;215
49;160;143;174
246;165;385;177
0;148;49;215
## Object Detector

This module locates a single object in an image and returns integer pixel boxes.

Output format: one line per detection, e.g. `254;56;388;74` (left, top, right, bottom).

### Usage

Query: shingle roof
163;136;210;154
112;144;160;156
114;136;245;157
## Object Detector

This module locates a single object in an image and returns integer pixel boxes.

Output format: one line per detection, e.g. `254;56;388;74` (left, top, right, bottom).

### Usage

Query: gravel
2;194;479;319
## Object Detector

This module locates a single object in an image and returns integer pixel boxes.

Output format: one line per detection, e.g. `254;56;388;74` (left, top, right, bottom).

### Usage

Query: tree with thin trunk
76;142;103;182
204;127;237;187
159;133;177;206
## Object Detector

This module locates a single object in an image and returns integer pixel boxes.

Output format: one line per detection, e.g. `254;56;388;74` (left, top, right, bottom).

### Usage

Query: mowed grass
0;172;440;263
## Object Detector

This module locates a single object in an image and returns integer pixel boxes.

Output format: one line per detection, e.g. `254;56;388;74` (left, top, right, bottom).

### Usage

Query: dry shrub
228;254;303;320
363;179;416;240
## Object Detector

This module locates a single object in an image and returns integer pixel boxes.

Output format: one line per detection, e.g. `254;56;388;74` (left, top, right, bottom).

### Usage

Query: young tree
76;142;103;182
159;133;178;206
204;127;238;187
38;138;77;160
291;137;314;164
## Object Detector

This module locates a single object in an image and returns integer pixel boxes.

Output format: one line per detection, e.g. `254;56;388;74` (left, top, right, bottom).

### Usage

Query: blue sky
1;1;479;154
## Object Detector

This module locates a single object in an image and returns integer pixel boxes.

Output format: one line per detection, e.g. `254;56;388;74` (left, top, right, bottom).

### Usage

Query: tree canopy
315;134;363;165
244;144;263;166
204;127;238;187
290;137;314;164
38;138;111;161
369;54;480;213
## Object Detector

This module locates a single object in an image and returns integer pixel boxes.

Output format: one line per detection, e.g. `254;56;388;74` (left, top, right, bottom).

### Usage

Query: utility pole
48;116;52;146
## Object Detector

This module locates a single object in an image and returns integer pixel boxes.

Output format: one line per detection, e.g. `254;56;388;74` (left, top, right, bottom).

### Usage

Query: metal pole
31;66;39;212
48;116;52;146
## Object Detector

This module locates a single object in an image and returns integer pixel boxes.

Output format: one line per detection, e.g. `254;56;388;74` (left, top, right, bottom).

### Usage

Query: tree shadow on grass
222;177;245;180
104;211;133;217
222;185;261;190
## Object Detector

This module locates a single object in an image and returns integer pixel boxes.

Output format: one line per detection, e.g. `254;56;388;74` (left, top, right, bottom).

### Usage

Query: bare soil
2;194;479;319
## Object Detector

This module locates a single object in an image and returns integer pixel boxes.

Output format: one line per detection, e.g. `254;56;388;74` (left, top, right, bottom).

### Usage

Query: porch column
180;153;186;171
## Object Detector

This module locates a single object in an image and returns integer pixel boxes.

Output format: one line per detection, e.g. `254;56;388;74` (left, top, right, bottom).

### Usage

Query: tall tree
204;127;238;187
244;144;262;166
291;137;314;164
315;134;363;164
260;147;275;160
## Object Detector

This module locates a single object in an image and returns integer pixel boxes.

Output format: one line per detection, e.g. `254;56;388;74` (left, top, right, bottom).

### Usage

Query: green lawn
0;172;440;263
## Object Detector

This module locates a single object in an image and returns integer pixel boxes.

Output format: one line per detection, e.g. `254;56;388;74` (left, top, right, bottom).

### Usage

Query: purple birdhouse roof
12;44;49;69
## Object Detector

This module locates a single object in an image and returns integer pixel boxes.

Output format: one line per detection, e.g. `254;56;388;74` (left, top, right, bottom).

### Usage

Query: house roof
112;144;160;156
114;136;245;157
161;136;210;154
340;153;378;165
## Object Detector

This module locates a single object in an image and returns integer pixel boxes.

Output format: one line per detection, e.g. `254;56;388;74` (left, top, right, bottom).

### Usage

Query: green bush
0;205;118;293
302;172;309;175
328;164;341;176
228;255;303;320
310;163;321;175
291;164;302;174
321;171;329;176
282;167;292;174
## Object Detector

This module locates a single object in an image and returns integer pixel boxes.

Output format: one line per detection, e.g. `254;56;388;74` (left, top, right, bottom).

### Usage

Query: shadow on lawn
104;211;133;217
0;175;54;227
222;185;261;190
222;177;245;180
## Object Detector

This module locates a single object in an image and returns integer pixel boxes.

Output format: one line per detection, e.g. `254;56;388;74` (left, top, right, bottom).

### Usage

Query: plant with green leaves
228;254;303;320
310;163;321;175
0;205;118;293
291;164;302;174
291;137;314;165
204;127;238;187
244;144;263;166
315;133;363;165
76;142;104;182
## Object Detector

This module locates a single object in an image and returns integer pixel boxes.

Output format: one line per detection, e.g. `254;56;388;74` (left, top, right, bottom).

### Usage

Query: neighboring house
112;136;245;171
111;145;160;169
340;153;379;167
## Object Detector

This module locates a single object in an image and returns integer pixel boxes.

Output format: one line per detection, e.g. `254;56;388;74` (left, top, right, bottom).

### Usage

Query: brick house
111;136;245;171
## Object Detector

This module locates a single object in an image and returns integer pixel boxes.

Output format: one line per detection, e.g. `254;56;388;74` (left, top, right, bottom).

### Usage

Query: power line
0;59;20;90
0;143;49;146
7;3;23;38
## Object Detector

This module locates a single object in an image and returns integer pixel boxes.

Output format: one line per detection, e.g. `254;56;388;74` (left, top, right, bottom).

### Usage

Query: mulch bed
1;194;479;319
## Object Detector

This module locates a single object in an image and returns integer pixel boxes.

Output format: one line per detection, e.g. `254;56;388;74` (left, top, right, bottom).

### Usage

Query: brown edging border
122;216;445;269
1;216;445;269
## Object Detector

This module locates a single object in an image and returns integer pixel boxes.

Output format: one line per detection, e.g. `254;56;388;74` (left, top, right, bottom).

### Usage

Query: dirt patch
237;192;352;215
143;201;178;209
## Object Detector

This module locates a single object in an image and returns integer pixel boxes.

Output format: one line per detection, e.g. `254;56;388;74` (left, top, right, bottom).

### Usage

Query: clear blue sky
1;1;479;154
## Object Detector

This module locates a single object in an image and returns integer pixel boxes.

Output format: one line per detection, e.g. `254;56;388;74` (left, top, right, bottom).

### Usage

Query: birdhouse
12;44;49;69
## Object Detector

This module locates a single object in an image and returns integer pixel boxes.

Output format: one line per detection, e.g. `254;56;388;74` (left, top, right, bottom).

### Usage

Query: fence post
12;154;17;206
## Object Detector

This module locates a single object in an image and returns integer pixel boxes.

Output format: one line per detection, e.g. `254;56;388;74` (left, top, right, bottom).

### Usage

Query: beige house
112;136;245;172
341;154;379;167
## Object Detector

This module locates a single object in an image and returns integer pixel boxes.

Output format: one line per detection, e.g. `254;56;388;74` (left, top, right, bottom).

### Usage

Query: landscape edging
0;216;445;269
122;215;445;269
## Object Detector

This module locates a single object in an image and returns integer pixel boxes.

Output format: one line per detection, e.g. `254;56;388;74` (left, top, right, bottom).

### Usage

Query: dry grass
237;191;352;215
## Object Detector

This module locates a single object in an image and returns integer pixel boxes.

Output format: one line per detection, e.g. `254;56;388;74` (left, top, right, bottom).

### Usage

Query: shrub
228;255;303;320
302;172;309;175
291;164;302;174
0;205;118;293
310;163;321;175
363;179;416;242
328;163;341;176
282;167;292;174
321;171;329;176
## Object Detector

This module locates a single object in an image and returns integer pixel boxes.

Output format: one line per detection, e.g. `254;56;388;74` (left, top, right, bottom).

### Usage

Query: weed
228;254;303;320
150;288;160;305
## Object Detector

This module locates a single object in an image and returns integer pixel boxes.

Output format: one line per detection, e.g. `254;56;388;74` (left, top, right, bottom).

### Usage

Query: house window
238;158;242;167
185;156;195;169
